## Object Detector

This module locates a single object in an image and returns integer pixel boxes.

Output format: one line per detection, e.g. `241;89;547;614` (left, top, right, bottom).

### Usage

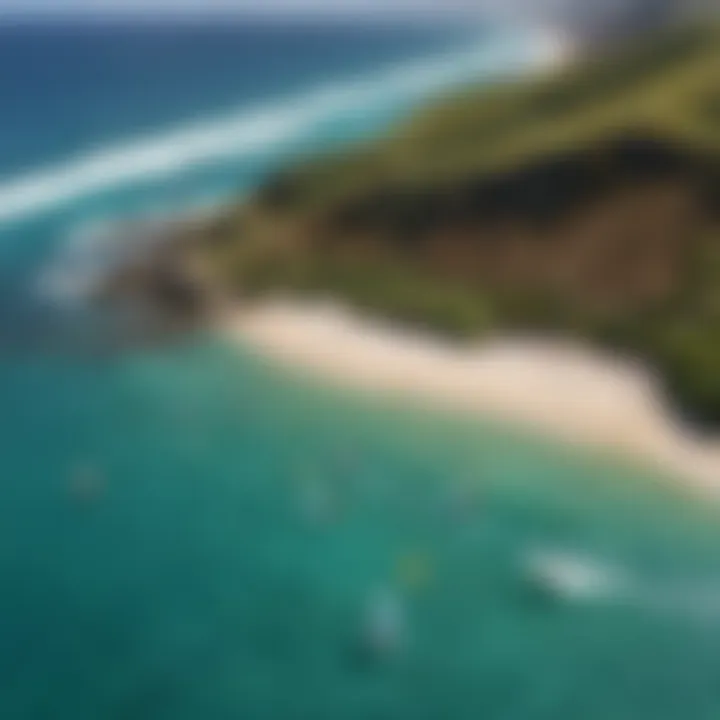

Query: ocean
1;20;720;720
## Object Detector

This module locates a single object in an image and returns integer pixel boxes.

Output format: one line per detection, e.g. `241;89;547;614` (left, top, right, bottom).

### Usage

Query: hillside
115;22;720;425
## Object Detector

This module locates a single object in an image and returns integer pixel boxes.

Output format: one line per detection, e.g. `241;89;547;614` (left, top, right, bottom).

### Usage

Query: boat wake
523;546;720;625
523;548;628;603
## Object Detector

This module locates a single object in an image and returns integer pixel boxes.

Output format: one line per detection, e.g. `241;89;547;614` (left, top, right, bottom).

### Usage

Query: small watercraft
358;587;406;661
396;552;433;592
69;463;105;504
299;478;335;524
447;481;483;519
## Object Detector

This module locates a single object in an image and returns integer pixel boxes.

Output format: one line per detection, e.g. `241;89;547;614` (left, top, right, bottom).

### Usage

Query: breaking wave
0;28;551;227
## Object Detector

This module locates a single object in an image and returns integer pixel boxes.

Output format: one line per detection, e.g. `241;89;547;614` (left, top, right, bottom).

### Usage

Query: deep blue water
0;22;469;176
1;20;720;720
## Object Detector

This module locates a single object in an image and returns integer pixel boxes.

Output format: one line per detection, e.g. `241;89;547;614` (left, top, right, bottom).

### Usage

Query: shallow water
3;338;720;718
1;21;719;720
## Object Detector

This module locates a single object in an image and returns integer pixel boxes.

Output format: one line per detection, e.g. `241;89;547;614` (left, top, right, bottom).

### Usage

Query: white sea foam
524;545;720;625
0;29;552;227
36;216;140;301
524;548;628;602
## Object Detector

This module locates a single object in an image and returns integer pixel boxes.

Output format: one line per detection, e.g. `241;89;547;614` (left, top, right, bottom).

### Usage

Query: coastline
224;299;720;495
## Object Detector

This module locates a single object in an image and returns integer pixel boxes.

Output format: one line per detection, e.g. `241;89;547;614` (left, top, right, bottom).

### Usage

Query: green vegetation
198;22;720;425
254;22;720;209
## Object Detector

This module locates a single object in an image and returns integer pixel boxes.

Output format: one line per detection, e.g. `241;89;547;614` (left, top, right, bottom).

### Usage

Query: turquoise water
3;337;720;718
1;21;720;720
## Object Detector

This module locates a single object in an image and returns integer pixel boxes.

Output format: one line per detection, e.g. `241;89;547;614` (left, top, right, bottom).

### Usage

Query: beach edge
221;299;720;495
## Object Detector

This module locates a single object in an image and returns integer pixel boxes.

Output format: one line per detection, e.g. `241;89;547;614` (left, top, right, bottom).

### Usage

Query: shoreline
224;299;720;495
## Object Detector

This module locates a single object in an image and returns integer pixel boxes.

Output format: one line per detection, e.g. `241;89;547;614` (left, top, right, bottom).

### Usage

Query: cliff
125;22;720;424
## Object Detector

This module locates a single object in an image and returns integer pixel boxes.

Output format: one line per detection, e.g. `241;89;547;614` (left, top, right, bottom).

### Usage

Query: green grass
260;23;719;210
201;21;720;424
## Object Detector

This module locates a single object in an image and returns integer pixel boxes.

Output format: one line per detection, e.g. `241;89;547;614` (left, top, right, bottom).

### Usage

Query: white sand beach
225;300;720;494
